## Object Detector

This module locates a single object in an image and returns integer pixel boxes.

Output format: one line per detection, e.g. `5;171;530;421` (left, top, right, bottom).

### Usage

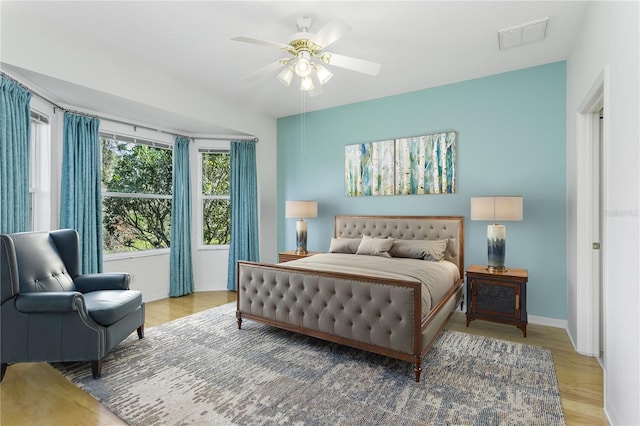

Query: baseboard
455;306;568;330
528;314;567;329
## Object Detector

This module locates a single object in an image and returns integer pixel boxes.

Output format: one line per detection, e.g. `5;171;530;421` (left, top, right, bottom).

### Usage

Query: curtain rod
1;72;33;94
1;71;258;143
198;136;259;142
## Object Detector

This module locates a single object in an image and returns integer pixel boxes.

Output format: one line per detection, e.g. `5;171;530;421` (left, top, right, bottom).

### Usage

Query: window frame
196;140;231;250
100;132;174;258
28;107;51;232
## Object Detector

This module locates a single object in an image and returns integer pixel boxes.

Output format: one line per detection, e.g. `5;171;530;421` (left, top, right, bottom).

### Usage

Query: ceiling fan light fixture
233;17;381;95
294;51;312;77
300;76;315;91
277;67;294;86
314;64;333;85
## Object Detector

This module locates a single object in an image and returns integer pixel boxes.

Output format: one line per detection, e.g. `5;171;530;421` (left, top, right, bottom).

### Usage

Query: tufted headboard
334;215;464;277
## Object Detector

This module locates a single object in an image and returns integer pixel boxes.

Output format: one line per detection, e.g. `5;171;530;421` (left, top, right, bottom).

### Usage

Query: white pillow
355;235;395;258
328;238;361;254
390;239;448;261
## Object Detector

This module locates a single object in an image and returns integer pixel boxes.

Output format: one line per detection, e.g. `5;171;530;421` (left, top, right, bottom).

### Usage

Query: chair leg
137;324;144;339
91;360;103;379
1;363;7;382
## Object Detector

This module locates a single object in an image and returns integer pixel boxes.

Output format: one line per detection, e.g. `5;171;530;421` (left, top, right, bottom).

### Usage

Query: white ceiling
2;1;587;126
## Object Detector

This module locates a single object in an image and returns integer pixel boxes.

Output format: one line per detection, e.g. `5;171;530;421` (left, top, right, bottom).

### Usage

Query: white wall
2;18;279;301
566;2;639;425
104;253;170;302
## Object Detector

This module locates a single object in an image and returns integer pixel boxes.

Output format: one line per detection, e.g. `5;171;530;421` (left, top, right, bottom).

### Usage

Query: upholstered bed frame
236;215;464;381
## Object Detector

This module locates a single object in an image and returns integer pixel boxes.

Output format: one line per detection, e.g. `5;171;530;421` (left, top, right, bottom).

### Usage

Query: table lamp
471;196;523;272
285;200;318;255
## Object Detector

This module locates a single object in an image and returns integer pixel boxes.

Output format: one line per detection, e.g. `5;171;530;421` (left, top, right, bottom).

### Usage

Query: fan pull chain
300;91;306;156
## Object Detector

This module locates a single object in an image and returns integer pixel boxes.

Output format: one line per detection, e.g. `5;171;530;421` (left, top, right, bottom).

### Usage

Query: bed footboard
237;215;464;382
237;261;422;371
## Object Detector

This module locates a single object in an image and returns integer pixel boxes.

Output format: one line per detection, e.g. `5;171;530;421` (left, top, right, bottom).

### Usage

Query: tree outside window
201;151;231;245
101;137;172;253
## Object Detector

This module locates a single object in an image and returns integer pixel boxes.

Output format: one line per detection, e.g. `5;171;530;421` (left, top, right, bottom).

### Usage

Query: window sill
104;248;170;261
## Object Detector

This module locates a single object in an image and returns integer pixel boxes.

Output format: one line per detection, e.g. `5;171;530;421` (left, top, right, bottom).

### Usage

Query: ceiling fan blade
241;60;287;81
322;53;381;76
232;36;291;51
310;19;352;49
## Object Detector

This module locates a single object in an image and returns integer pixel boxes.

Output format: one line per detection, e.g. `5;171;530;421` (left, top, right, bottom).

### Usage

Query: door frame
575;67;609;357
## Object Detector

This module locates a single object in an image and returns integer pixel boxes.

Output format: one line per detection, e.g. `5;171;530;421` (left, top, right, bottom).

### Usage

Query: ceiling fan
232;16;381;95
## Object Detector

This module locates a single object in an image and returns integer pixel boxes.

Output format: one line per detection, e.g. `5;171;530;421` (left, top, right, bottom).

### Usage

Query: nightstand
278;251;323;263
465;264;529;337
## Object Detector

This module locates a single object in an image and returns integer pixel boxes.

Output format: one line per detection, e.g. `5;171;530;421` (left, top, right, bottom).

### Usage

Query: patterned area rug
56;303;565;425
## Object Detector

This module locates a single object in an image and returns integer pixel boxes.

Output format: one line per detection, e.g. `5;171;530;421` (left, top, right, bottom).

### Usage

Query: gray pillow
355;235;395;258
390;239;448;261
328;238;361;254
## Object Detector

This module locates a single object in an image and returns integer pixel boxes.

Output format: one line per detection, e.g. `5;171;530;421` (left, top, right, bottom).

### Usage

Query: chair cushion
83;290;142;326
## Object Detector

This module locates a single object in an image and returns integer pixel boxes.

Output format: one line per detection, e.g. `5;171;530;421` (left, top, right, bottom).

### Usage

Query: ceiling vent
498;17;549;50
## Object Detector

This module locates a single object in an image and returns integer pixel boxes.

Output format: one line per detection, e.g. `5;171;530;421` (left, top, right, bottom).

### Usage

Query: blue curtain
60;112;103;273
227;140;259;291
0;76;32;234
169;136;194;297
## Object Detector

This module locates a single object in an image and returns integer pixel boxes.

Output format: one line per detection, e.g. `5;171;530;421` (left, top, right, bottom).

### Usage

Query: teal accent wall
277;61;567;320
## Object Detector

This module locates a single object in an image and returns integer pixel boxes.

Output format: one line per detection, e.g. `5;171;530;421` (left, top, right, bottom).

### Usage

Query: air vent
498;17;549;50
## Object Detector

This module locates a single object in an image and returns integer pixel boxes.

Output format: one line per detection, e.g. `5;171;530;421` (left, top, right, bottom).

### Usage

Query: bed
236;215;464;381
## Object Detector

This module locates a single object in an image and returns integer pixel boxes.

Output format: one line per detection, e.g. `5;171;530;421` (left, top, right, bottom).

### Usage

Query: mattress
283;253;460;316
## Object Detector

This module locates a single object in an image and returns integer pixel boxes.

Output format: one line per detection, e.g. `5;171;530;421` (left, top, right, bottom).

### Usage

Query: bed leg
413;356;422;382
236;311;243;329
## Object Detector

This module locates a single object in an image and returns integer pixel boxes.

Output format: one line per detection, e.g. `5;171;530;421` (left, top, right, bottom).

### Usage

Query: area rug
56;303;565;425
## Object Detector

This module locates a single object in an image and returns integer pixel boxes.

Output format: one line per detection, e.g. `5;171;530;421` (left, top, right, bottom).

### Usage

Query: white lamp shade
299;76;314;91
285;200;318;219
314;64;333;85
471;196;523;222
277;67;294;86
294;52;312;77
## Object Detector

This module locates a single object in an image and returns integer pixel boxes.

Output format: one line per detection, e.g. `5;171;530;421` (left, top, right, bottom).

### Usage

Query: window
200;150;231;245
101;135;173;254
29;111;51;231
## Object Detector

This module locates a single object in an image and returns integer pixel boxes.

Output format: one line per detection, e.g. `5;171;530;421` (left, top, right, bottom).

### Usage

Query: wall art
345;131;456;197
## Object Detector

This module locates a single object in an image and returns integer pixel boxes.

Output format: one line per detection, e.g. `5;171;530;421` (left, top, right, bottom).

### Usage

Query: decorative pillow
328;238;361;254
390;239;449;261
355;235;395;258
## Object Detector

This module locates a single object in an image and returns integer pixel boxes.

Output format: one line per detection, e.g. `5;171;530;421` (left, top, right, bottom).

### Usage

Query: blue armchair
0;229;145;380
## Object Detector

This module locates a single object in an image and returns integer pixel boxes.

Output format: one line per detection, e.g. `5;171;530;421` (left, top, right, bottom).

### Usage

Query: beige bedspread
283;253;460;316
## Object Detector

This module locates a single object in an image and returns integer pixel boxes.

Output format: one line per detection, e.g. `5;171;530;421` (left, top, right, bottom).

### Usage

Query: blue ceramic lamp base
295;219;308;255
487;224;508;272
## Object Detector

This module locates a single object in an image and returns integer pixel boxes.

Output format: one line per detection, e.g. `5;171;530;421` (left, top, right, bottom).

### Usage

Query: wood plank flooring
447;314;608;425
0;291;607;425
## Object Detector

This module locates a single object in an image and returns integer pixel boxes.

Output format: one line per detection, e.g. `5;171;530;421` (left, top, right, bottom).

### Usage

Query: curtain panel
169;136;194;297
0;76;32;234
60;112;103;273
227;140;259;291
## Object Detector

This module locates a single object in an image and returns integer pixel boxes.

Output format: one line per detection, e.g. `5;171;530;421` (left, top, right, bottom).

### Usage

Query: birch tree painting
345;140;394;196
345;131;456;197
396;132;456;194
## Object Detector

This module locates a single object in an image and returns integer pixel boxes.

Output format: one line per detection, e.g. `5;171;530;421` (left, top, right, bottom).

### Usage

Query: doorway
594;107;604;366
575;68;607;360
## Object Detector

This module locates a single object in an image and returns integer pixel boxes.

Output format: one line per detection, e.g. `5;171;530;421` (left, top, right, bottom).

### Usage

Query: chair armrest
14;292;84;313
74;273;131;292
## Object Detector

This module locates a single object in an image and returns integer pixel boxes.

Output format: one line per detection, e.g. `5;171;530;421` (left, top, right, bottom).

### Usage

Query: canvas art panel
345;131;456;196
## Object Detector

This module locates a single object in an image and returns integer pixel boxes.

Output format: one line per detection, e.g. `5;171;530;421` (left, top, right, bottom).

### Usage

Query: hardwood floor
0;291;607;425
447;314;608;425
